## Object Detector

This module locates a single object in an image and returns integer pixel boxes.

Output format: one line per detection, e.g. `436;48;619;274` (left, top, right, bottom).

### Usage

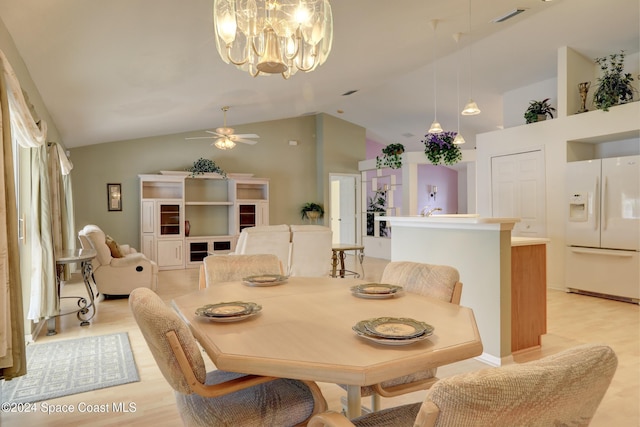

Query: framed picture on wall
107;183;122;211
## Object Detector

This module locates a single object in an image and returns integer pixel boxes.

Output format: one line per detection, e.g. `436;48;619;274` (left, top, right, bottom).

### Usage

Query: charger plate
243;274;288;287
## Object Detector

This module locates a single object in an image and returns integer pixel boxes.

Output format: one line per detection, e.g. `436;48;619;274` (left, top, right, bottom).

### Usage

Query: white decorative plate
242;274;288;287
350;283;403;299
195;301;262;322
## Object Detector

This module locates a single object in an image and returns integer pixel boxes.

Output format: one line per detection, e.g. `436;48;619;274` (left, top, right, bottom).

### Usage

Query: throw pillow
105;235;123;258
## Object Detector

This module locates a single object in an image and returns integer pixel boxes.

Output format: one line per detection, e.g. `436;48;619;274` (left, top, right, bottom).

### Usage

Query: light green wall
70;115;366;245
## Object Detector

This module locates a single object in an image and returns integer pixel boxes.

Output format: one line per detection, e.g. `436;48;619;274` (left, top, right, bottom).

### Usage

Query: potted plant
593;50;636;111
376;143;405;169
524;98;556;123
366;189;388;237
186;158;227;178
300;202;324;220
421;131;463;166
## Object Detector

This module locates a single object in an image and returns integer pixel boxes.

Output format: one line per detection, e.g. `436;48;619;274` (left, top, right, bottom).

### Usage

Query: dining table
171;276;483;418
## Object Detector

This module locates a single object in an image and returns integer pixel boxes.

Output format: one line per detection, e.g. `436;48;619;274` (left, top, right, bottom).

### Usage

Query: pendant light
453;33;466;145
462;0;481;115
428;20;443;134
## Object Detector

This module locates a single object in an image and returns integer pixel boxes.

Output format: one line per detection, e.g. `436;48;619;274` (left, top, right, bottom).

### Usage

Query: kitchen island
383;215;548;364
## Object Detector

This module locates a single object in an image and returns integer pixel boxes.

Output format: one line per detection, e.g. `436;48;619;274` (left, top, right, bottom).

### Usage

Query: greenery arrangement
366;188;388;237
524;98;556;123
593;50;636;111
186;158;227;178
376;143;405;169
421;131;463;166
300;202;324;220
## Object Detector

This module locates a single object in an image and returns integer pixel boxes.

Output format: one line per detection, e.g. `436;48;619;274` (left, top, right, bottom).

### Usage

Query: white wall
477;102;640;289
503;78;558;128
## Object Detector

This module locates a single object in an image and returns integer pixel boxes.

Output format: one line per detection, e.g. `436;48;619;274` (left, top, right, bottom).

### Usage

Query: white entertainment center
139;172;269;270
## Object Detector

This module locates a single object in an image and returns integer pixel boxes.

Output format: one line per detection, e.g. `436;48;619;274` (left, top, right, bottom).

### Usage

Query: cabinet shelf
185;201;233;206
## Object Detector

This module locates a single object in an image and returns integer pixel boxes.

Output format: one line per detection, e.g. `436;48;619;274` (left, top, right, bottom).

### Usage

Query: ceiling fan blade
232;133;260;139
235;138;258;145
185;136;216;140
205;130;225;137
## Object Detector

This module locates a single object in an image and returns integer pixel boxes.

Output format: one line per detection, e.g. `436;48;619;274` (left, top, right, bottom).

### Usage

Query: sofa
78;224;158;296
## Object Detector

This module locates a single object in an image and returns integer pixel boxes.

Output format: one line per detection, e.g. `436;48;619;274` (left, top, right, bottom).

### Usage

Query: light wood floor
1;256;638;426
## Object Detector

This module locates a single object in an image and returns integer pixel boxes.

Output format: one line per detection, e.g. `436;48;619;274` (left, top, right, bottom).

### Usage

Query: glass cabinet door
159;203;181;236
238;204;257;231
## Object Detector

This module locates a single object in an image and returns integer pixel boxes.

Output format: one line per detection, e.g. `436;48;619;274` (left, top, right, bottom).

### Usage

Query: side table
47;248;98;335
331;244;365;278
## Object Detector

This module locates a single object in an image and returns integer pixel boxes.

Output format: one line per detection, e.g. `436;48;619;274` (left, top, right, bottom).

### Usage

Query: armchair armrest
308;411;355;427
110;253;148;268
372;375;439;397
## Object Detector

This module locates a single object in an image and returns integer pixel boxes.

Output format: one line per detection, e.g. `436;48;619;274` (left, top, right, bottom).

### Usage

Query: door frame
328;173;362;245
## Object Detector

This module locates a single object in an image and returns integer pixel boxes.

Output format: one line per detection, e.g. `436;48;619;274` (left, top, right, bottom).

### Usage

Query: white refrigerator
565;155;640;301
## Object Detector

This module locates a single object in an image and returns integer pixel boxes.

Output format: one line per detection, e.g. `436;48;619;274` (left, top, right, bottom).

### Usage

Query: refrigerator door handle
570;247;634;257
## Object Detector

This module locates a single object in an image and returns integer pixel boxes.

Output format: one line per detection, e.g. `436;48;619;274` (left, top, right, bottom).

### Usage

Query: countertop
511;236;550;246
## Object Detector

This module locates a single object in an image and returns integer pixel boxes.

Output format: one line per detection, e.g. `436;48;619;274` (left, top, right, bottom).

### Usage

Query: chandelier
213;0;333;78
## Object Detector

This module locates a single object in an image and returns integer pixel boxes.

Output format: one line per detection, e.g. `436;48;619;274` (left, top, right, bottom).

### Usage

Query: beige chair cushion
235;225;292;272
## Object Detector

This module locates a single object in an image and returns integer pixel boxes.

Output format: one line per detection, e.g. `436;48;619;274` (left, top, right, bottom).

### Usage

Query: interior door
329;174;360;245
491;149;546;236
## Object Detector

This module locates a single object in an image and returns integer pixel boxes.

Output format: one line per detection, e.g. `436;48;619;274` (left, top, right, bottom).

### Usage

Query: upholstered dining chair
341;261;463;412
289;225;333;277
198;254;283;289
130;287;327;426
311;344;617;427
233;224;292;272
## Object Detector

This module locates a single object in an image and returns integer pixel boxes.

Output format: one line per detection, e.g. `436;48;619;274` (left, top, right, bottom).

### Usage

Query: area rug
1;332;139;403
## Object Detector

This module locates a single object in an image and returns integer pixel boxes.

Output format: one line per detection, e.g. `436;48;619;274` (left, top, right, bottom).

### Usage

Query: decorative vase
577;81;590;113
185;220;191;237
306;211;320;221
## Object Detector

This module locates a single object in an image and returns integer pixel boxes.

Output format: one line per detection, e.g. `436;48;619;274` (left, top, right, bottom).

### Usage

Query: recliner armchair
78;224;158;296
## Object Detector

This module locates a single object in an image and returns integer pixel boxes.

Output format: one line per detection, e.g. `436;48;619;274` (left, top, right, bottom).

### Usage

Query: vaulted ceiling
0;0;638;150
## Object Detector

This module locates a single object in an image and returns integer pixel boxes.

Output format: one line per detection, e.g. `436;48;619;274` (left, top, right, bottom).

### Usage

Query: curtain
0;55;26;380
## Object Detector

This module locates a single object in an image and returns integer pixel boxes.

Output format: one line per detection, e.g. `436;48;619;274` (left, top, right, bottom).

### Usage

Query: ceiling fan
186;106;259;150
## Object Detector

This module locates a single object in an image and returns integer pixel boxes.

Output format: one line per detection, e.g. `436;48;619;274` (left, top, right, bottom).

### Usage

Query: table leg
346;385;362;419
47;264;65;336
331;250;339;278
339;250;346;278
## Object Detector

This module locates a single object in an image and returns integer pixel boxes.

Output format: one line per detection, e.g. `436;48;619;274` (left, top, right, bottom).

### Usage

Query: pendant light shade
453;133;466;144
462;0;481;116
462;100;481;115
428;120;443;134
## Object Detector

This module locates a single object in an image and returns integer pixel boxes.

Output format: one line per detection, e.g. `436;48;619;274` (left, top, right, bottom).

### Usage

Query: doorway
329;174;361;245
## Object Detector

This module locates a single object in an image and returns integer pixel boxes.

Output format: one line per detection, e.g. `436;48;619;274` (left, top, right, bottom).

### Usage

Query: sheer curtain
0;49;73;379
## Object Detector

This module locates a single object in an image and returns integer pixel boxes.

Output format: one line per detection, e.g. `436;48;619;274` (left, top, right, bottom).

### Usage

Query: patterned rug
1;332;139;403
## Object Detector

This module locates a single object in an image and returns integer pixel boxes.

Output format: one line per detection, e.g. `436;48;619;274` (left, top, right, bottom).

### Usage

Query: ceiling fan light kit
213;0;333;79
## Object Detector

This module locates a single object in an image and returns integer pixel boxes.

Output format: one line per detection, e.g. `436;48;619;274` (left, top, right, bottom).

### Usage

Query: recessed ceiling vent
341;90;359;96
402;132;415;138
491;8;526;23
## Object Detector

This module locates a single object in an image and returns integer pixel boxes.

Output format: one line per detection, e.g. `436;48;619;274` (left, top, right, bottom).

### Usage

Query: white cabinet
157;239;184;269
140;173;269;270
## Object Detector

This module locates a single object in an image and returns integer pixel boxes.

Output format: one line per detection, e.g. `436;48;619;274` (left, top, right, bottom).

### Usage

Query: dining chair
129;287;327;426
289;225;333;277
311;344;618;427
341;261;463;412
198;254;283;289
233;225;292;273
